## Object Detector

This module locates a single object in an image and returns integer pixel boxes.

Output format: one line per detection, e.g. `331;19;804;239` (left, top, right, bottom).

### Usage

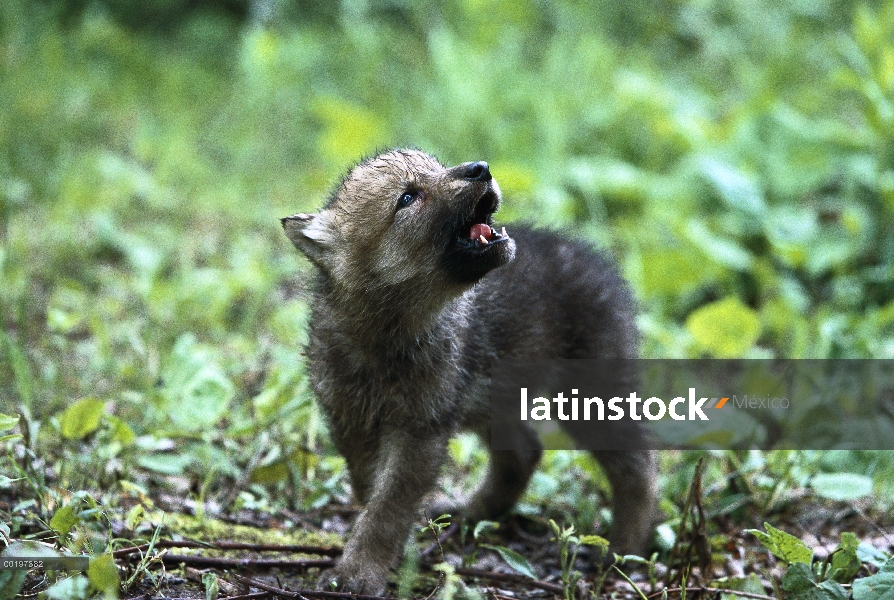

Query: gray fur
282;149;656;595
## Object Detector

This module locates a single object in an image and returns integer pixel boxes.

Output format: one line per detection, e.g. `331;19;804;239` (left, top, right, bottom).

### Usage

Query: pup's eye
397;191;419;209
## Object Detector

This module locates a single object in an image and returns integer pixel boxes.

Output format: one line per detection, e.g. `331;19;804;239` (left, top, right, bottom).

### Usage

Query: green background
1;0;893;514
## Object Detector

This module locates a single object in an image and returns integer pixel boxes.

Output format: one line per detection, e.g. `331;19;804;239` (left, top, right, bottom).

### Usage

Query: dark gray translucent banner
489;360;894;450
0;557;90;571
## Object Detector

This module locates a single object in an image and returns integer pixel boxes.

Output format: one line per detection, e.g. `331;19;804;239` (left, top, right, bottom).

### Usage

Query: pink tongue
470;223;492;240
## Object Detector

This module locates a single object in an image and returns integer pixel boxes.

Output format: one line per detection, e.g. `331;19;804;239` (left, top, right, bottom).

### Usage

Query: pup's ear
281;212;334;268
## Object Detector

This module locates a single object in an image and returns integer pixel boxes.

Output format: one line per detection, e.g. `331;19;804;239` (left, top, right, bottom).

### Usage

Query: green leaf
810;473;873;501
125;505;145;531
87;554;119;597
50;506;80;538
687;297;761;357
2;540;64;558
249;460;290;484
853;557;894;600
782;563;848;600
810;580;849;599
481;544;537;579
0;414;19;432
473;521;498;540
655;523;676;551
59;398;105;440
710;573;766;596
838;531;860;552
135;453;191;475
202;572;219;600
250;448;319;484
0;570;27;600
746;523;813;565
0;329;33;403
577;534;611;554
699;158;766;215
107;416;135;446
686;220;754;271
159;335;234;431
857;542;890;568
640;248;719;297
46;575;90;600
828;532;861;584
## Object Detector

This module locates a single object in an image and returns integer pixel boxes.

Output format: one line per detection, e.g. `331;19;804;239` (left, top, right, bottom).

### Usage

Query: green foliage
0;1;890;393
686;297;761;357
59;399;105;440
87;554;120;598
810;472;874;501
548;519;613;600
0;414;19;433
829;533;861;584
748;525;892;599
46;575;90;600
853;558;894;600
480;544;538;579
781;563;849;600
421;513;452;537
0;569;28;600
201;572;219;600
50;505;81;539
398;539;421;600
0;413;22;446
747;522;813;565
155;334;234;432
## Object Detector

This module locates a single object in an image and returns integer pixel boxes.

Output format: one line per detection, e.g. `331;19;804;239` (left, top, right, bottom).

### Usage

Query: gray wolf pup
282;149;656;595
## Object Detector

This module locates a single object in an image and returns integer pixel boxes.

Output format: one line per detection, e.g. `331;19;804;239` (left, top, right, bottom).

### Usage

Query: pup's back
474;227;637;362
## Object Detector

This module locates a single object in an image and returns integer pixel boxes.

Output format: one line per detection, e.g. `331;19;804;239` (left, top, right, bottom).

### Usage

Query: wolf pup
282;149;656;595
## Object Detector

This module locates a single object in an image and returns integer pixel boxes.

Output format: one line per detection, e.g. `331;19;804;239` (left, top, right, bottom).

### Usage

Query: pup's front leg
319;429;449;596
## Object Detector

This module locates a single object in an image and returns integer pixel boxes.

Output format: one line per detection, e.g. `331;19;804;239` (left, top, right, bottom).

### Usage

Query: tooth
479;234;488;245
501;227;507;238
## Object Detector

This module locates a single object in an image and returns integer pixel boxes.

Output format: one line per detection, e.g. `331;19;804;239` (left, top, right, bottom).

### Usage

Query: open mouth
456;187;509;249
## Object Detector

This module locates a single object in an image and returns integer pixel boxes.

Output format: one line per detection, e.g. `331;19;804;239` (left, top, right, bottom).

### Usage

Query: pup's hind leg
463;422;543;520
592;450;657;556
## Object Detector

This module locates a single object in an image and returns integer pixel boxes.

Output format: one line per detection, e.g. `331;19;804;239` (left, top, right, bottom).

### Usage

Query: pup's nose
464;161;491;182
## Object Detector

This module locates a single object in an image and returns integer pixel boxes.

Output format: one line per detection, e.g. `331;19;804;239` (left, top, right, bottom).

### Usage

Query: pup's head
282;149;516;294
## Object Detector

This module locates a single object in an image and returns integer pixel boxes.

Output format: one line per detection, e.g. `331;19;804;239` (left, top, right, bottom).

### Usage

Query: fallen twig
448;565;564;595
646;586;776;600
228;573;389;600
111;535;576;597
113;540;342;559
154;554;335;571
219;593;272;600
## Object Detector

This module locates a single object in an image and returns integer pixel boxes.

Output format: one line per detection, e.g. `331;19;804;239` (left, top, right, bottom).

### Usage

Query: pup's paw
317;563;388;596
